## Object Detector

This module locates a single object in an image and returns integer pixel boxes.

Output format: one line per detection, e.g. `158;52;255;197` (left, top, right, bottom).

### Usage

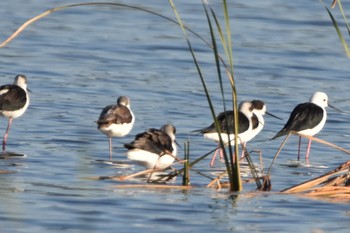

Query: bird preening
0;75;30;154
96;96;135;161
124;124;177;170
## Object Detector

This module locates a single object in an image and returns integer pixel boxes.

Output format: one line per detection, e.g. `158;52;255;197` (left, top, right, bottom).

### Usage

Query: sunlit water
0;0;349;232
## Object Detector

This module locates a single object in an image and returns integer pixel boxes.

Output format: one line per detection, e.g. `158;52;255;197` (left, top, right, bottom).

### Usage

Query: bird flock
0;75;339;171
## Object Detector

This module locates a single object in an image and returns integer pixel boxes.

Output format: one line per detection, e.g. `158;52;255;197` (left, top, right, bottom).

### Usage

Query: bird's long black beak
27;88;32;93
329;103;343;113
266;111;283;120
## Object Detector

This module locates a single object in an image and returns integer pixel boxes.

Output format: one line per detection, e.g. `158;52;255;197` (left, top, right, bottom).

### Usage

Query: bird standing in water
241;100;282;159
97;96;135;160
272;91;338;161
0;75;30;154
194;101;254;166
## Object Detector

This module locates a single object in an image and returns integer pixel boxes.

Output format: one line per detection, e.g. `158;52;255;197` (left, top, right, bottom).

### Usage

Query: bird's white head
239;101;254;117
117;96;130;108
310;91;328;108
14;74;28;90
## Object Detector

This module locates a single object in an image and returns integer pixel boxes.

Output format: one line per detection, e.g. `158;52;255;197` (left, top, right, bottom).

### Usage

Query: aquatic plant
169;0;244;191
281;157;350;201
320;0;350;58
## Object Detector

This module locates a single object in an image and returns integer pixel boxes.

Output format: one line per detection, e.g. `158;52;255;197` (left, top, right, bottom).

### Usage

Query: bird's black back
97;104;132;127
273;102;324;139
196;110;250;135
124;128;173;155
0;85;27;111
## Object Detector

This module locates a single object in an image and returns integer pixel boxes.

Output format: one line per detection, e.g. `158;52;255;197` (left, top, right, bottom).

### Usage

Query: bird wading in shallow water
194;101;254;167
0;75;30;154
241;100;282;159
97;96;135;160
124;124;177;170
272;91;340;162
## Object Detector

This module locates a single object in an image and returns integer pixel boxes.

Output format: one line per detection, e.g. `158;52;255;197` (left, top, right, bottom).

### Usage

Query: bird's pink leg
305;138;312;161
219;149;223;160
108;137;113;160
2;118;13;153
219;148;225;162
297;136;302;161
240;142;246;159
210;148;220;167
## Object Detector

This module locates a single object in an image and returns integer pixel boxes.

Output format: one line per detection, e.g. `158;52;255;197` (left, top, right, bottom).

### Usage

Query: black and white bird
242;100;282;158
0;75;30;154
124;124;177;170
272;91;337;161
97;96;135;160
194;101;254;166
249;100;283;139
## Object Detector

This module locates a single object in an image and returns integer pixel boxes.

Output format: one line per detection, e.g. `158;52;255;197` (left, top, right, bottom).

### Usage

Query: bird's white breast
127;149;175;169
298;108;327;136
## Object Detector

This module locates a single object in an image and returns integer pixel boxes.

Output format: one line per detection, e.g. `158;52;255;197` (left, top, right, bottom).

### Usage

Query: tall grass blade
222;0;234;74
207;5;237;167
337;0;350;36
169;0;234;184
0;2;209;50
320;0;350;58
221;0;241;191
206;1;241;191
243;150;262;189
182;141;190;186
203;1;242;191
202;2;234;188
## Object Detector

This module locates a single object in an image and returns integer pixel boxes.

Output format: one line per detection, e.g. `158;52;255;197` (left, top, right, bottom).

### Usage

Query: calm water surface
0;0;350;232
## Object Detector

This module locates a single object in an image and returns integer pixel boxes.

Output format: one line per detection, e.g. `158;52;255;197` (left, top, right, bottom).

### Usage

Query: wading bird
0;75;30;153
97;96;134;160
272;91;339;161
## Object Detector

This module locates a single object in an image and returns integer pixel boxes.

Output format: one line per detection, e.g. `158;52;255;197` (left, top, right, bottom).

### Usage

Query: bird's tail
191;129;205;135
271;130;287;140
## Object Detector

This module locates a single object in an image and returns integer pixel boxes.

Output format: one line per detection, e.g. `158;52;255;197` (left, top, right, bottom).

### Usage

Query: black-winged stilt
0;75;30;154
97;96;134;160
194;101;254;166
241;100;282;158
272;91;338;161
124;124;177;169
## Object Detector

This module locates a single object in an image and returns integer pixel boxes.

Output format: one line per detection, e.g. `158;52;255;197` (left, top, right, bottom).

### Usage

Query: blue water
0;0;350;232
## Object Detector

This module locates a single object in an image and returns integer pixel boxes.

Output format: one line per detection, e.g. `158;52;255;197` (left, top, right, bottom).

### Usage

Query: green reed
182;141;190;186
320;0;350;58
169;0;242;191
